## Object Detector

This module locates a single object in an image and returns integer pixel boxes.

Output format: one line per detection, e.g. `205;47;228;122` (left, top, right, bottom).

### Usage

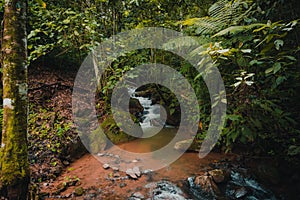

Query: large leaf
212;23;265;37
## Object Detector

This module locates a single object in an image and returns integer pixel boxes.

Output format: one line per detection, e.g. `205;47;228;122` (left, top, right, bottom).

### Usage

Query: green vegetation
0;1;299;197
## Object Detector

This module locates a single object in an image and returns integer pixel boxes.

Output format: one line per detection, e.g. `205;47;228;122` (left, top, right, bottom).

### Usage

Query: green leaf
212;24;264;37
249;60;264;66
283;56;297;61
274;39;284;50
275;76;286;86
265;67;273;74
226;114;241;121
273;62;281;74
63;19;70;24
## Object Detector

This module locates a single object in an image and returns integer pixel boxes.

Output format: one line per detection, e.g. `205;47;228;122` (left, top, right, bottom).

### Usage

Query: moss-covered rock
101;114;140;145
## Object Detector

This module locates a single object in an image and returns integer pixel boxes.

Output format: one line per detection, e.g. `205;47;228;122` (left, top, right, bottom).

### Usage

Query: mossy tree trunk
0;0;29;199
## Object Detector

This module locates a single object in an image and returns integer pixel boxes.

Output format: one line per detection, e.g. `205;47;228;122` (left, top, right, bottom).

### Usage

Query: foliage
9;0;299;167
178;1;300;160
179;0;255;35
28;105;74;162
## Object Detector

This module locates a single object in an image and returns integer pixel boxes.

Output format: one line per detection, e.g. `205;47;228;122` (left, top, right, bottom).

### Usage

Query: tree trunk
0;0;29;199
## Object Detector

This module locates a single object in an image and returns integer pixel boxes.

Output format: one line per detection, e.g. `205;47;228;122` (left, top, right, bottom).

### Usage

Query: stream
42;89;280;199
121;88;278;200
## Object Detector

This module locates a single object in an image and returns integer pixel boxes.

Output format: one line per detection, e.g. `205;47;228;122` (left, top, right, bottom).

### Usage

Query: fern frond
180;0;255;35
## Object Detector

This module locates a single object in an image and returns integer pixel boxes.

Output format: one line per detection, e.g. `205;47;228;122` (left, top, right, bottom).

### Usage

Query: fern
180;0;255;35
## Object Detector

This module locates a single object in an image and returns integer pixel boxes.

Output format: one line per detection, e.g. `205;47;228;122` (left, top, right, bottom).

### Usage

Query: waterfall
128;88;164;129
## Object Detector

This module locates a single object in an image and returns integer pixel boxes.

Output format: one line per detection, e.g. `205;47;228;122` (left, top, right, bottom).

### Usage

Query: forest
0;0;299;199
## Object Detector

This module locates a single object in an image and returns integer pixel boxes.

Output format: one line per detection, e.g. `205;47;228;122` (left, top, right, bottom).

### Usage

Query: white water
128;88;165;129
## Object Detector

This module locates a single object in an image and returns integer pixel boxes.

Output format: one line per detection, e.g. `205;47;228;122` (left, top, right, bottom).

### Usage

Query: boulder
208;169;230;183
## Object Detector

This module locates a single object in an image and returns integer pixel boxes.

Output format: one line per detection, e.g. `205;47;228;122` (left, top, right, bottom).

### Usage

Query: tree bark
0;0;29;199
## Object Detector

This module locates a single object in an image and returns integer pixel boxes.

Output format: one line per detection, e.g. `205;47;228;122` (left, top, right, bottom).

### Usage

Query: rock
188;175;220;199
129;98;144;117
235;187;247;198
208;169;229;183
114;172;120;177
174;139;193;151
74;187;84;196
194;175;220;194
132;159;139;163
133;166;141;177
174;139;199;152
143;169;153;174
120;182;127;188
62;160;70;166
126;168;138;179
112;166;119;171
146;181;187;200
97;153;104;157
103;163;110;169
43;182;49;187
132;192;144;199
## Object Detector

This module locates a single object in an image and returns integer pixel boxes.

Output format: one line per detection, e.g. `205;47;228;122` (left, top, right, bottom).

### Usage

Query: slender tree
0;0;29;199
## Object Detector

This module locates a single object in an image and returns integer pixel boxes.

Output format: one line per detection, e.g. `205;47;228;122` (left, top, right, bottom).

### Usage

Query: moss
100;114;138;145
89;126;107;153
0;0;29;197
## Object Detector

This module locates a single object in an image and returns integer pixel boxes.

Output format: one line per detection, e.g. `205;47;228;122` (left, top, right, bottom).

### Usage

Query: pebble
132;192;145;199
119;182;127;188
112;166;119;171
43;182;49;187
62;160;70;166
103;164;110;169
97;153;104;157
133;166;141;177
143;169;153;174
132;159;139;163
126;168;138;179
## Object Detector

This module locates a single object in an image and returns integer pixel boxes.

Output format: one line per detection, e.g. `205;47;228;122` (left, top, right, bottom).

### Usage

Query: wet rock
133;166;141;177
235;187;247;198
103;163;110;169
208;169;229;183
226;170;277;200
129;97;144;118
74;187;84;196
146;181;187;200
126;168;138;179
188;175;220;199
